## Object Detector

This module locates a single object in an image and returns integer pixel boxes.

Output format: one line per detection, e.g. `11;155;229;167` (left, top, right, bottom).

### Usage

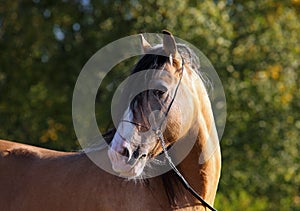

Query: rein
155;130;217;211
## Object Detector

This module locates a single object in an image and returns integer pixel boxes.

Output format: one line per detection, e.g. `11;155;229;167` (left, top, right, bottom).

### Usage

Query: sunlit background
0;0;299;210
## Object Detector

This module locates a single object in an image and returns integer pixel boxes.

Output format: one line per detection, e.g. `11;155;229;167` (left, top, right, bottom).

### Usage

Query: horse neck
164;73;221;209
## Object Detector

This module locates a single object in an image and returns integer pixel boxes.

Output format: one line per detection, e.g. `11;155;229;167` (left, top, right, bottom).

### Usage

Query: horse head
108;31;209;178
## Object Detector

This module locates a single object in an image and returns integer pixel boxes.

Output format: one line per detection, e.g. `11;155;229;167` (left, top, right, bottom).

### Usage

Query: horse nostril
140;154;147;159
121;147;130;158
133;148;139;159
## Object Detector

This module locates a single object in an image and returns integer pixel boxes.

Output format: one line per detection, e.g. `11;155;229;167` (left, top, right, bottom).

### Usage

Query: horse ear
140;34;152;53
162;30;179;59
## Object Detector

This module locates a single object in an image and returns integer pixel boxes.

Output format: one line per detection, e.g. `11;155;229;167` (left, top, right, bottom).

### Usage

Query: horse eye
153;89;165;98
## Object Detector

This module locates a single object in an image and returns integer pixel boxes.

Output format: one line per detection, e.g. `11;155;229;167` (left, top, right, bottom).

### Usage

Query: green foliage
215;190;268;211
0;0;299;209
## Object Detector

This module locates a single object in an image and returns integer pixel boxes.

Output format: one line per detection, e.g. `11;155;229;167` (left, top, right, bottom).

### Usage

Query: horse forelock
129;43;202;109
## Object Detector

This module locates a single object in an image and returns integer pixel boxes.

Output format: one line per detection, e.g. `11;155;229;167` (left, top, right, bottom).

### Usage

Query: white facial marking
118;108;136;141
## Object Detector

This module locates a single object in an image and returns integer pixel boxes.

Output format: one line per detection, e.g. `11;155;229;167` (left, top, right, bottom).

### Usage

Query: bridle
122;56;217;211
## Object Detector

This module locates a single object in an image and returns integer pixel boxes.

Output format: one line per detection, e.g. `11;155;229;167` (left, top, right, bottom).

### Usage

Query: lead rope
155;129;217;211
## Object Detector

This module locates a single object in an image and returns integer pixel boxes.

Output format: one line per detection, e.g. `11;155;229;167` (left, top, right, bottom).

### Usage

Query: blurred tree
0;0;299;209
218;1;300;210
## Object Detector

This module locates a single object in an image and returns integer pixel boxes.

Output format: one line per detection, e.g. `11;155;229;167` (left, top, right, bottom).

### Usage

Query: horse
0;31;221;211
